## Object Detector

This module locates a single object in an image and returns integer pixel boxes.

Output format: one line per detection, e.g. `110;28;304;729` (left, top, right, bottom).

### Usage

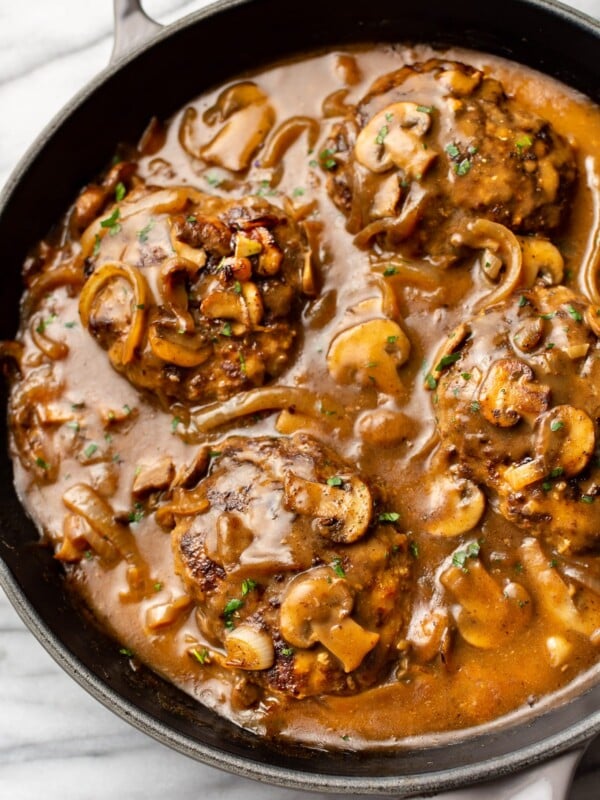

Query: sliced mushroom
279;566;379;672
441;557;532;649
327;318;411;395
478;358;550;428
423;473;486;537
518;236;564;286
535;405;595;478
355;102;437;179
283;471;372;543
132;457;175;498
520;537;590;635
148;320;212;368
225;623;275;670
200;82;275;172
200;282;264;330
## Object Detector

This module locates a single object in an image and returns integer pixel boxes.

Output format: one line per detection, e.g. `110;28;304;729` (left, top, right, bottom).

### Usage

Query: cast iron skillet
1;0;600;796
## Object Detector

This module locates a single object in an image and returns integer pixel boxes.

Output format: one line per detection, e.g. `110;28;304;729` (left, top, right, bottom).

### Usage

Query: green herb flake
100;207;121;235
204;173;221;187
221;322;233;337
416;105;433;114
154;582;163;592
35;456;50;471
514;562;524;574
539;312;556;321
35;313;57;334
66;421;80;432
137;219;154;243
566;304;583;322
84;443;98;459
223;598;244;621
383;265;399;277
461;372;472;380
238;351;247;375
548;559;558;569
409;540;419;559
452;541;480;571
171;416;181;432
84;550;93;560
191;647;209;664
123;404;132;415
327;476;343;487
549;467;564;478
92;234;101;257
516;134;533;151
454;158;472;176
128;503;144;524
550;419;565;432
281;646;294;657
64;321;77;328
470;401;481;413
233;280;242;294
375;124;389;145
581;494;595;504
115;181;127;202
119;648;134;657
209;450;222;458
435;352;461;372
241;578;257;596
445;143;460;159
292;187;305;197
378;511;400;523
331;557;346;578
518;295;528;308
319;148;337;170
425;373;438;390
546;342;555;350
387;335;398;345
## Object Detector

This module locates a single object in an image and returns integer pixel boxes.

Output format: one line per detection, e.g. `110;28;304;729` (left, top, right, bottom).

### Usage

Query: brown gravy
6;43;600;750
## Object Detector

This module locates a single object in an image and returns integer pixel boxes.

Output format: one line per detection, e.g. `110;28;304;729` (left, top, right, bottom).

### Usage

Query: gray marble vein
1;1;600;798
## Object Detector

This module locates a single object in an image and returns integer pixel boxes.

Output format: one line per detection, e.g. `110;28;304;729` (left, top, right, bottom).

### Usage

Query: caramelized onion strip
451;219;523;310
23;262;84;316
191;386;346;434
78;262;150;365
260;117;320;168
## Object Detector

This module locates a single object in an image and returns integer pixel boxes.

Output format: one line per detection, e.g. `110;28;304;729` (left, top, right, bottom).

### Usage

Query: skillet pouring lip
1;0;600;793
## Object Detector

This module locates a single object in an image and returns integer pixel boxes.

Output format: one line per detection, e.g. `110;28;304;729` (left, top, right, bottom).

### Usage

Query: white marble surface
2;1;600;798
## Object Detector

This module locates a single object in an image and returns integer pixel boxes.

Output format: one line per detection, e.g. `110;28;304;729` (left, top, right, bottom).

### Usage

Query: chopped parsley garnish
550;419;564;432
435;352;461;372
539;312;556;321
409;540;419;559
115;181;126;202
100;207;121;236
375;125;389;145
327;476;343;487
425;373;438;390
518;295;528;308
191;647;209;664
204;173;221;187
292;187;305;197
221;322;233;337
35;457;50;471
416;105;433;114
241;578;257;596
331;557;346;578
64;321;77;328
128;503;144;524
223;598;244;628
119;648;134;657
209;450;222;458
84;443;98;459
566;304;583;322
445;143;460;159
35;313;57;334
581;494;595;504
171;416;181;432
384;265;399;277
238;351;247;375
233;280;242;294
66;421;80;432
549;466;564;478
281;646;294;657
470;401;481;413
387;335;398;345
154;582;163;592
454;158;472;176
461;372;471;380
137;219;154;243
123;404;133;415
378;511;400;523
516;134;533;151
319;148;337;170
452;541;480;571
92;234;101;257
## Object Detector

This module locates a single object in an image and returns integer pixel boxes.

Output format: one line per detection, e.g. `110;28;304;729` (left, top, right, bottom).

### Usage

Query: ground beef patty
433;284;600;554
324;59;577;265
79;186;314;406
166;433;411;700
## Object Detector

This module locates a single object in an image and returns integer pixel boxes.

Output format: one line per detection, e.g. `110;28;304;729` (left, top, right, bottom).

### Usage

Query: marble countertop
2;2;600;798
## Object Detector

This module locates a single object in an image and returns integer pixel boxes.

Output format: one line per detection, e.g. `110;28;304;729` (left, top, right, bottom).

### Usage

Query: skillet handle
432;749;584;800
111;0;162;64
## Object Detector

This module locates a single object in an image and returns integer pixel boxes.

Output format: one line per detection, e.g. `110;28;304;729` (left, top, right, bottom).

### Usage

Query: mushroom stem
313;618;379;673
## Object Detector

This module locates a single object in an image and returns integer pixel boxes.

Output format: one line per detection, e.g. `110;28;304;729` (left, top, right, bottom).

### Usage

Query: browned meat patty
166;433;411;700
433;284;600;553
324;59;577;265
79;186;314;406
